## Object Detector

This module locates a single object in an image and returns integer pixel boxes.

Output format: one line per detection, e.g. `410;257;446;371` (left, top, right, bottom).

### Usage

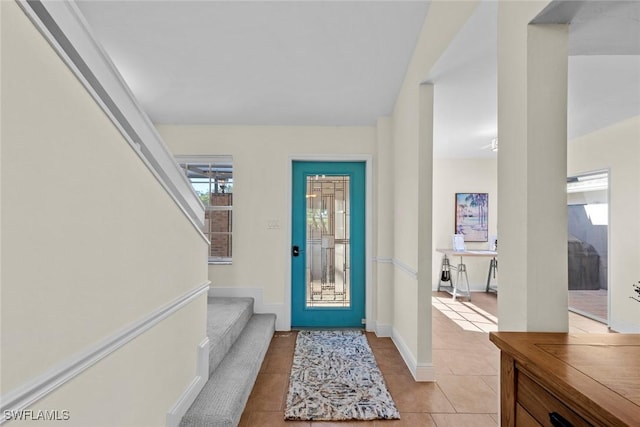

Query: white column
417;83;434;379
498;1;569;332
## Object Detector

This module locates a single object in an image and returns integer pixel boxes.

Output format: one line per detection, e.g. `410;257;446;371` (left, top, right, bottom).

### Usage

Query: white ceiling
76;0;640;158
426;0;640;158
76;0;430;126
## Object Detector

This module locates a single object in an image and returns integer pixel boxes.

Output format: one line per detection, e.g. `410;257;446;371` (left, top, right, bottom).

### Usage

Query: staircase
180;297;276;427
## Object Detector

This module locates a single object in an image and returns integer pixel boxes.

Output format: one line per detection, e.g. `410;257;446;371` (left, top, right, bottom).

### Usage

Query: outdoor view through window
178;158;233;262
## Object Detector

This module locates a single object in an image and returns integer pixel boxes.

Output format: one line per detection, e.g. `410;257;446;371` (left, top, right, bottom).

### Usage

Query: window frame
176;155;233;264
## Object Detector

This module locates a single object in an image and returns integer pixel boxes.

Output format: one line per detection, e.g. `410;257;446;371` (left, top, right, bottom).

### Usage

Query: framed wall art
455;193;488;242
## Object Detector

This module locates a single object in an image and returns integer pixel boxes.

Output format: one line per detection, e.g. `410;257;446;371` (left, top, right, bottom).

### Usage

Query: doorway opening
567;170;609;324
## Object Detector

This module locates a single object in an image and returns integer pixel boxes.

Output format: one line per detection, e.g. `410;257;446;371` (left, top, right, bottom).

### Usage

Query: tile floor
240;291;610;426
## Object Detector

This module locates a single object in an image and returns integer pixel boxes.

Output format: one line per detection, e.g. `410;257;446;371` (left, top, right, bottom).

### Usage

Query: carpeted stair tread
180;313;276;427
207;297;254;377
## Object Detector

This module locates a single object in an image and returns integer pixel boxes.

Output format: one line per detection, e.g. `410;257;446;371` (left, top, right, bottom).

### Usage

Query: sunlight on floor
432;296;499;333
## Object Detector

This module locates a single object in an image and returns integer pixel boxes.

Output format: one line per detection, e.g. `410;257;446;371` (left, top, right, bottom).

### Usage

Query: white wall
432;158;498;290
1;2;209;424
568;116;640;332
159;125;375;329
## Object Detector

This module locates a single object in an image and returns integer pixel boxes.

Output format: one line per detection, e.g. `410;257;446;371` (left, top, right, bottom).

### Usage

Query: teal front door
291;161;365;328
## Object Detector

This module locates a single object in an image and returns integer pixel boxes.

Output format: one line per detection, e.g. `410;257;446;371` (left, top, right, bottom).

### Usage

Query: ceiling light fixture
481;137;498;152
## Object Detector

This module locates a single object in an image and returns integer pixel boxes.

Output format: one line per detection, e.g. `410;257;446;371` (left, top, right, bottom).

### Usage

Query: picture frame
455;193;488;242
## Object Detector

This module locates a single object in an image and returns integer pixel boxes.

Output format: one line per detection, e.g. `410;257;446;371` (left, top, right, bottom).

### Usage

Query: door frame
567;167;611;326
285;154;373;330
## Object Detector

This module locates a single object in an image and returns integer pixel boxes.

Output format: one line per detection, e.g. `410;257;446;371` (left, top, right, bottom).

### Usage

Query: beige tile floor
240;291;610;426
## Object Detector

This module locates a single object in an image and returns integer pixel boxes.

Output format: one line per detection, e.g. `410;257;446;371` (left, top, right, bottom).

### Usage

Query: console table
436;249;498;300
490;332;640;426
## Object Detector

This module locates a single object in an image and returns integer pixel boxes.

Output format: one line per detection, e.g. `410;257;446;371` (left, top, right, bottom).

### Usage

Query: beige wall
159;2;480;378
159;125;375;307
374;117;394;330
497;0;570;332
1;2;208;424
432;158;498;290
388;0;479;374
568;116;640;332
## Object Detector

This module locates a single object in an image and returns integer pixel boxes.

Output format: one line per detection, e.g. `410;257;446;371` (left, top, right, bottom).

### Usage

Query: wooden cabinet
489;332;640;427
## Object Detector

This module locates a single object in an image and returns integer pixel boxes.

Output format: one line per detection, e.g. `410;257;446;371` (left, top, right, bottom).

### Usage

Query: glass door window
305;175;351;308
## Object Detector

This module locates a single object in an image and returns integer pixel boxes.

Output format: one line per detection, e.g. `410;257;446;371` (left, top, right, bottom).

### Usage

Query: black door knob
292;245;300;257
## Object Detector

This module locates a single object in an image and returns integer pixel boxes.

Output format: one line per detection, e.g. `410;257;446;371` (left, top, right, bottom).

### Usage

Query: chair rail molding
0;282;211;424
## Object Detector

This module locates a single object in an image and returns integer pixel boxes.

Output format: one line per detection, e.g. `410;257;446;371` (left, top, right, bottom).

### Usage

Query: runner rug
284;330;400;421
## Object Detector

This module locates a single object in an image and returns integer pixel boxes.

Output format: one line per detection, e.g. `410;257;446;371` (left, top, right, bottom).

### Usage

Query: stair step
207;297;254;377
180;313;276;427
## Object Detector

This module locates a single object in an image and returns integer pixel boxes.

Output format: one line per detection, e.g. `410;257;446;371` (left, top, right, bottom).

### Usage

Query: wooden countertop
490;332;640;426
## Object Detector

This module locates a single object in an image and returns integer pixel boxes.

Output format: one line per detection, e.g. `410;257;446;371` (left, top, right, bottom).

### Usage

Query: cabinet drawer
516;402;542;427
517;371;591;427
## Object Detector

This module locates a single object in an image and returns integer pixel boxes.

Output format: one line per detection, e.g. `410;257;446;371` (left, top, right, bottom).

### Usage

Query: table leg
453;258;471;301
485;257;498;293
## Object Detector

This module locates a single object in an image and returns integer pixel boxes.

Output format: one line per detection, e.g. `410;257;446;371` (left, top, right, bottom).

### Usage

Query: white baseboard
207;287;288;331
391;328;417;380
166;337;209;427
415;363;436;381
375;323;393;337
391;327;435;382
609;318;640;333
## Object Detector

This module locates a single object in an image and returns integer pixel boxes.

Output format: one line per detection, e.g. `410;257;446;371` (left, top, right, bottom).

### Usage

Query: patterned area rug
284;330;400;421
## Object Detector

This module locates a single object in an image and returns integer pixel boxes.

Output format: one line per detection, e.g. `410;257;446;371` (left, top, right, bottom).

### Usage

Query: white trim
373;324;434;381
606;167;612;328
610;318;640;333
415;364;436;382
391;327;418;381
16;0;206;240
286;155;374;330
374;256;419;280
568;167;612;327
391;326;435;382
365;156;374;330
166;337;210;427
374;322;393;337
175;155;233;164
0;282;211;424
373;256;418;279
392;258;419;280
391;327;417;379
208;287;288;331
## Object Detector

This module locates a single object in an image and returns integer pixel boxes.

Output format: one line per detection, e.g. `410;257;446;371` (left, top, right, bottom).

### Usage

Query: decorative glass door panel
291;161;365;328
305;175;351;307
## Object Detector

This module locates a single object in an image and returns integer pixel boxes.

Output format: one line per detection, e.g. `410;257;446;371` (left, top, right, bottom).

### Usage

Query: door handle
292;245;300;257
